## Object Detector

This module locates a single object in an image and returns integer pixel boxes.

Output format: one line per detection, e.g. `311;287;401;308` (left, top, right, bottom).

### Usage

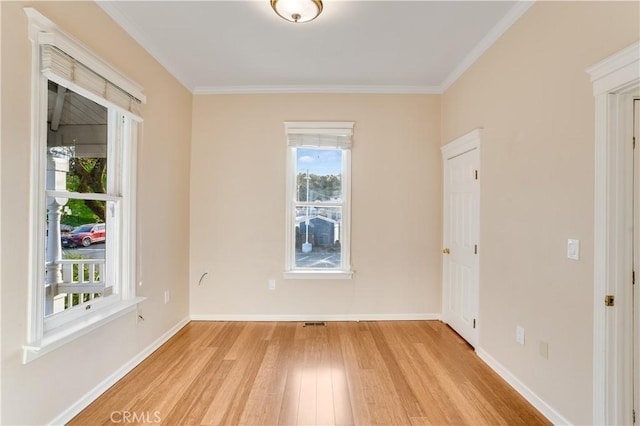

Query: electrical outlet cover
516;326;525;345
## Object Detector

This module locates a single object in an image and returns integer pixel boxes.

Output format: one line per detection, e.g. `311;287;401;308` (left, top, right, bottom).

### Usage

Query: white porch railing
47;259;106;314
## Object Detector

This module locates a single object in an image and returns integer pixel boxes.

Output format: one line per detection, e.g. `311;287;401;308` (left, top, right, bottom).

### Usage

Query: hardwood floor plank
237;343;280;425
296;333;319;425
202;324;270;425
257;323;297;425
315;327;335;426
367;322;424;419
413;341;487;424
277;325;306;425
336;323;372;425
161;323;246;425
377;323;463;424
340;322;410;425
327;324;354;426
70;321;552;426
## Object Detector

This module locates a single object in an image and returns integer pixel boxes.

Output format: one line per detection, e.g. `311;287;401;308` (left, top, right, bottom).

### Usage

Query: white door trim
634;99;640;425
441;128;482;347
587;40;640;425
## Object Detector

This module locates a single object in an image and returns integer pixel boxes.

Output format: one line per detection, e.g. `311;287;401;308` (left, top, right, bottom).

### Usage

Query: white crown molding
476;347;571;425
96;1;193;93
192;85;443;95
190;313;441;322
440;1;535;92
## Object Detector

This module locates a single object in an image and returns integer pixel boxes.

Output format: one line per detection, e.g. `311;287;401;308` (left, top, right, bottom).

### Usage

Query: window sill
283;270;353;280
22;297;145;364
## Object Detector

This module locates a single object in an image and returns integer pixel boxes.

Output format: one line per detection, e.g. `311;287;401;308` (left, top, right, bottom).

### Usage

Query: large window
24;8;145;362
284;122;354;279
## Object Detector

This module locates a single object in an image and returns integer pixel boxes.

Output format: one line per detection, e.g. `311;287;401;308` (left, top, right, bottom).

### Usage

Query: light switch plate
567;239;580;260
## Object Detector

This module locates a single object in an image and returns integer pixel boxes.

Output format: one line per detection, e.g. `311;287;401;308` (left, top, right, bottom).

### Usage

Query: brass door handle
442;248;450;254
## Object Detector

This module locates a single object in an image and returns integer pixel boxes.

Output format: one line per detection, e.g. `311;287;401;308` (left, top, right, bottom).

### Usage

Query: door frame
441;128;481;347
588;41;640;425
634;99;640;425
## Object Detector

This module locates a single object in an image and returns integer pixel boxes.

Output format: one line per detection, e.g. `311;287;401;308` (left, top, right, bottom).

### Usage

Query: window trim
283;121;354;279
23;8;145;363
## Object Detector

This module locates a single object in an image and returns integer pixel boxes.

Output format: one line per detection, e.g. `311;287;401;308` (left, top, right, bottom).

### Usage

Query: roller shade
285;122;354;149
40;44;142;119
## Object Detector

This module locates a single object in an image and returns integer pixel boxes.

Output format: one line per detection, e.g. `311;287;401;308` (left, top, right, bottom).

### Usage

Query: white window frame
284;121;354;279
23;8;146;363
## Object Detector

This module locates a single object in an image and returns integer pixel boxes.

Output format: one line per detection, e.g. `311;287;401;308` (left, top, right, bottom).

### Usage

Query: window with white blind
284;122;354;279
23;8;145;363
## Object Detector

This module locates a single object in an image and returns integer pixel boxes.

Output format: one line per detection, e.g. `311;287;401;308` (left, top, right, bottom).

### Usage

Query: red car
61;223;106;247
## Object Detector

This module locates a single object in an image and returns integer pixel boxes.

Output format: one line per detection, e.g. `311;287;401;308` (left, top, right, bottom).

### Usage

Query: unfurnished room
1;1;639;425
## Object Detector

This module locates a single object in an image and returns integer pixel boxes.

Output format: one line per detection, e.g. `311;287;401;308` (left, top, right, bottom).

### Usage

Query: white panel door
442;134;479;347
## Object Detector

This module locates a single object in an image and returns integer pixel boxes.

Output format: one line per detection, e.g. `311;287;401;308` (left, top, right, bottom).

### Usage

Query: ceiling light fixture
271;0;323;23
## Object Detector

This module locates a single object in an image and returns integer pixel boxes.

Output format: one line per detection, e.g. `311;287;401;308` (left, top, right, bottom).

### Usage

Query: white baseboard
190;313;440;322
48;317;191;426
475;347;572;425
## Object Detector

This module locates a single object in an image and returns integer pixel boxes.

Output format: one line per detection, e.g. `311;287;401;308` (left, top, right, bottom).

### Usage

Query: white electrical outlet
268;279;276;290
516;325;525;345
164;289;170;304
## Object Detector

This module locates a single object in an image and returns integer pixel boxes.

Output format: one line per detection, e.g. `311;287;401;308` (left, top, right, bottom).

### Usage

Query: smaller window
284;122;354;279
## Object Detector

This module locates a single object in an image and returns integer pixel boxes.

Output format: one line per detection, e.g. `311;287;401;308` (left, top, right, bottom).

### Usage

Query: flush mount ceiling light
271;0;323;23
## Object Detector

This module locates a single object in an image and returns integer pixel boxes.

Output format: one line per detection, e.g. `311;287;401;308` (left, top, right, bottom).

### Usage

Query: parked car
61;223;106;248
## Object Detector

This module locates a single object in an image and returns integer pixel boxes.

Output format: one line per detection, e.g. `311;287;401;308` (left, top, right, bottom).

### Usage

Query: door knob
442;248;450;254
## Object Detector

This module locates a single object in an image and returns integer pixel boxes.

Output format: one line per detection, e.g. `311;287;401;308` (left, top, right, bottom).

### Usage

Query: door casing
588;41;640;425
633;98;639;424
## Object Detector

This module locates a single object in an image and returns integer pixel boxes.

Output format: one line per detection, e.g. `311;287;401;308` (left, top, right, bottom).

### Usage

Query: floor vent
303;322;327;327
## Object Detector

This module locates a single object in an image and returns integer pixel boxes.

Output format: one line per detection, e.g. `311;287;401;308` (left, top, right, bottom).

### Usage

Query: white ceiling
98;1;533;94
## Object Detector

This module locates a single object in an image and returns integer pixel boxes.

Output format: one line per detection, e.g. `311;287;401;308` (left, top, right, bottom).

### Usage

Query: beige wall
0;2;192;424
2;1;638;424
190;94;442;318
441;2;639;424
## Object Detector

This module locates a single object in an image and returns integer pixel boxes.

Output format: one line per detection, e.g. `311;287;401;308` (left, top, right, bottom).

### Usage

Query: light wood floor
70;321;550;425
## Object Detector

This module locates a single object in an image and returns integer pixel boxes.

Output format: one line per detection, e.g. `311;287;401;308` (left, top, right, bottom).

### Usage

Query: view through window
294;147;343;268
45;81;111;316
